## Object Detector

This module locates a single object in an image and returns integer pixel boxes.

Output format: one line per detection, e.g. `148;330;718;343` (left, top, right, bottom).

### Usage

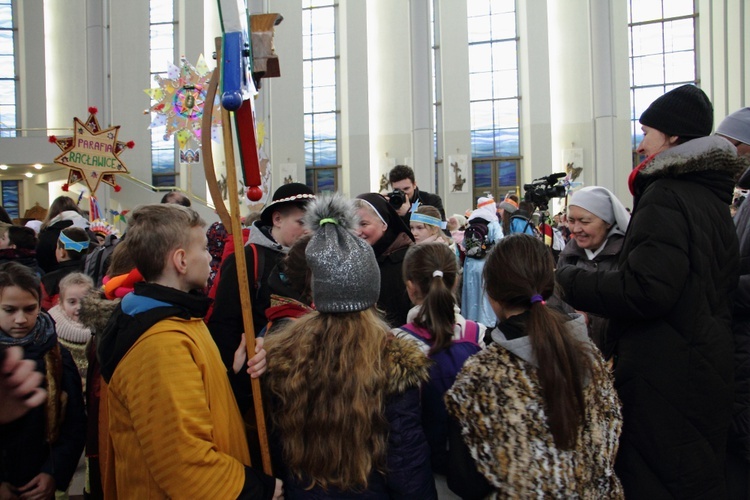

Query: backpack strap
462;320;481;345
399;323;433;343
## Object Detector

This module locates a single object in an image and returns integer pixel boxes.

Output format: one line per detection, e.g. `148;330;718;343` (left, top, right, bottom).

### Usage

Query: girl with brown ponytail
445;234;623;498
392;242;485;475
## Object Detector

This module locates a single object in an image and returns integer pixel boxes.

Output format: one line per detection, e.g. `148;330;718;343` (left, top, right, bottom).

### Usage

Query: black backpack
84;234;120;287
463;218;493;259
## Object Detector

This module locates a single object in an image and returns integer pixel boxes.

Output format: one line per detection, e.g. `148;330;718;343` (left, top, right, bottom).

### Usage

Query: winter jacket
97;282;276;499
557;233;625;350
393;305;485;474
269;335;437;499
731;178;750;463
445;314;623;499
376;232;413;327
556;136;746;498
208;222;285;414
0;313;87;492
0;248;44;277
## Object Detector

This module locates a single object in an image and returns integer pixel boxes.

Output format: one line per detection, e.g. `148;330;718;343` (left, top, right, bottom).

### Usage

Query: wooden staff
202;37;272;475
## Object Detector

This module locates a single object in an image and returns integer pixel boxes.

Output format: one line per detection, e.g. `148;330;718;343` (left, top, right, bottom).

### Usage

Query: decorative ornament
90;219;120;239
145;55;221;162
50;108;132;194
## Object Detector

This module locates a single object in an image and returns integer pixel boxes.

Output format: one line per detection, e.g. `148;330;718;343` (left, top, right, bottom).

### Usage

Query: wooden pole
202;37;272;475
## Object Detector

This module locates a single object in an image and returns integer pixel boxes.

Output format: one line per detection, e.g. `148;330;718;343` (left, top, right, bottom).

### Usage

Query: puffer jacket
556;136;746;498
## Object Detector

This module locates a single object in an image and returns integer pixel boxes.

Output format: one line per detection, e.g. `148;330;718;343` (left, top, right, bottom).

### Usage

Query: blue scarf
0;311;56;347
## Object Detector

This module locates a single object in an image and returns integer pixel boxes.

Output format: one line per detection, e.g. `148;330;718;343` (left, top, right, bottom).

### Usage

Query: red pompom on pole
48;135;57;143
247;186;263;202
114;184;122;192
126;141;135;149
88;106;98;114
62;184;69;192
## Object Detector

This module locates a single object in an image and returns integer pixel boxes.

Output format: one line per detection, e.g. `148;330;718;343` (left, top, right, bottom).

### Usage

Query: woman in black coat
355;193;415;327
556;85;746;498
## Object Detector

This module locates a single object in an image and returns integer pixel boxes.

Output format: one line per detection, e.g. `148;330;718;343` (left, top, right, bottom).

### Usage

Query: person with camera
388;165;446;225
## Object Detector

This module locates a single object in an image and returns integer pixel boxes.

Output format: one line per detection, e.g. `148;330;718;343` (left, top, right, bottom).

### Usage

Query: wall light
24;172;34;178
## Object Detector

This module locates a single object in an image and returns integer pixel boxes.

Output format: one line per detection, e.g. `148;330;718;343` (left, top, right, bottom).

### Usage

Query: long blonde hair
265;308;390;491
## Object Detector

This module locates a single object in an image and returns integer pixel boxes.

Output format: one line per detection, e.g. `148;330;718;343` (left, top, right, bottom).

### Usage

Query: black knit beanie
639;84;714;139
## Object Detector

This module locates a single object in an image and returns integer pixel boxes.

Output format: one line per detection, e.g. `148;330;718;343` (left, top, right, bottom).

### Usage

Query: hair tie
432;270;444;278
319;218;338;226
59;232;90;253
530;293;546;305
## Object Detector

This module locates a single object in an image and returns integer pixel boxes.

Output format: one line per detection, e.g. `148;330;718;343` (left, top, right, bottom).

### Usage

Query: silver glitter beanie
304;193;381;313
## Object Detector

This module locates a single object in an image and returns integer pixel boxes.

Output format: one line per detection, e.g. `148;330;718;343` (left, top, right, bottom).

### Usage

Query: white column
409;0;434;194
16;0;47;137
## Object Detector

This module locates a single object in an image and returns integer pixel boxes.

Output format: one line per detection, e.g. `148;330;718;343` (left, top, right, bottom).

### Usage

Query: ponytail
403;243;458;355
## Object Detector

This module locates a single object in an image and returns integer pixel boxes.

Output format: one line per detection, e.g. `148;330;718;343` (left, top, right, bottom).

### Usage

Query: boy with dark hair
97;204;281;499
0;226;43;276
388;164;445;222
208;182;314;414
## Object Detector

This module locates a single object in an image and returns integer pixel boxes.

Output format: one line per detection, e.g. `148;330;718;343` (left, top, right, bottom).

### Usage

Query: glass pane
312;59;335;87
2;181;19;219
302;9;312;36
304;88;313;114
154;175;176;187
312;33;335;58
664;18;694;52
150;49;173;74
470;73;493;101
152;149;175;172
467;2;491;19
0;55;13;78
0;5;11;29
303;115;314;141
663;0;694;18
490;12;515;39
492;40;516;71
310;6;335;34
631;23;663;56
150;24;173;50
316;169;336;192
493;69;518;98
467;15;491;43
0;80;15;104
302;34;312;60
316;140;337;166
471;130;494;158
473;162;492;188
498;161;517;186
468;43;492;73
313;112;336;140
664;51;695;82
306;167;314;189
312;85;336;112
494;99;518;129
305;141;314;166
496;128;519;156
632;55;665;86
303;60;312;87
0;30;13;55
150;1;173;23
631;0;663;23
470;101;493;130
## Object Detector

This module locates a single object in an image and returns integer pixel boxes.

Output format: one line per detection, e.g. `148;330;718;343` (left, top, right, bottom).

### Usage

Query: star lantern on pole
145;55;221;163
49;107;133;193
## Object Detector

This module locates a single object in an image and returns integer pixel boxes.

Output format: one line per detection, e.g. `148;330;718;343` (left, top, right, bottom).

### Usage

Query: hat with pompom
304;193;380;313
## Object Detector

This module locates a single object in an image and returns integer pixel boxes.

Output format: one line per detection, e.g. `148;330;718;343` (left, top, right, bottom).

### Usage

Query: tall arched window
149;0;177;186
629;0;697;163
467;0;520;202
0;0;17;138
303;0;338;193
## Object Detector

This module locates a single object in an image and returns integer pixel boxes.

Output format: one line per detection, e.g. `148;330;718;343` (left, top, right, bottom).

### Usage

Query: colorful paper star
50;107;133;193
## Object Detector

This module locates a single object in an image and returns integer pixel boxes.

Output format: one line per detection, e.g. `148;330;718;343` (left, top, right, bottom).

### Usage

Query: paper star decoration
145;55;222;151
50;107;133;193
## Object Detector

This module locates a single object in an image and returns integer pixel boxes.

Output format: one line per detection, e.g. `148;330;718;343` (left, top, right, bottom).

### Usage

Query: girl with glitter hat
446;234;623;498
392;242;485;475
264;193;437;499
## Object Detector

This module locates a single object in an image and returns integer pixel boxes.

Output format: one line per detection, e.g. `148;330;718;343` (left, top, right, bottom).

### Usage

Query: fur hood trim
79;293;120;333
384;335;431;395
640;135;748;182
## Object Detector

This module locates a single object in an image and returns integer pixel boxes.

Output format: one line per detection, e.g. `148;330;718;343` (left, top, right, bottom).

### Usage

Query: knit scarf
0;311;56;347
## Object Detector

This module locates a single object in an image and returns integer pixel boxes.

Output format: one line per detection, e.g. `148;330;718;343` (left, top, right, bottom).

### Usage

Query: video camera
523;172;567;211
387;188;407;209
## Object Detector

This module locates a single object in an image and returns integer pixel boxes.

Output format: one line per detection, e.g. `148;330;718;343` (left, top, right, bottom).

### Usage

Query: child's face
183;226;212;290
410;222;436;244
0;286;40;339
0;232;10;249
61;283;90;322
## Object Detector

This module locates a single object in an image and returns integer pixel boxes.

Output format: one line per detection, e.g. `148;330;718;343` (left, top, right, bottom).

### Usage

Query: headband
59;232;90;253
410;212;447;229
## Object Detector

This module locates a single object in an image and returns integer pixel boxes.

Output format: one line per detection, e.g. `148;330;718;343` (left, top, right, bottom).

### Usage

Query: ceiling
0;162;66;181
